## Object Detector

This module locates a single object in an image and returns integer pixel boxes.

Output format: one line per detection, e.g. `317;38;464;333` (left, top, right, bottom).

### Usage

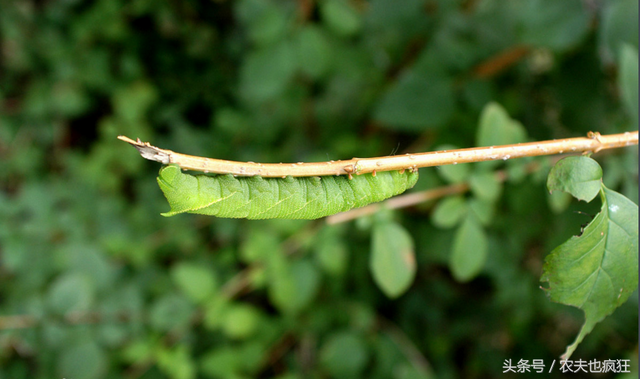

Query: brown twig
118;131;638;177
473;45;531;78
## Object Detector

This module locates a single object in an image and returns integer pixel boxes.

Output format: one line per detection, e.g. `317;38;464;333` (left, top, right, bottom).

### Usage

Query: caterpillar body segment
157;165;418;220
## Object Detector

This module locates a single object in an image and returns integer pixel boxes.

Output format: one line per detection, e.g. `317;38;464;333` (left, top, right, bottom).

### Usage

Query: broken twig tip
117;135;171;164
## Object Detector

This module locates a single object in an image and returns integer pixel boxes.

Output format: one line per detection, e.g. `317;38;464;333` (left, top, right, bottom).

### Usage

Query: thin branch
118;131;638;177
0;310;131;330
473;45;531;78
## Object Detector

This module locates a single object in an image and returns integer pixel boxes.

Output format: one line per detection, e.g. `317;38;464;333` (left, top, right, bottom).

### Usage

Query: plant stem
118;131;638;177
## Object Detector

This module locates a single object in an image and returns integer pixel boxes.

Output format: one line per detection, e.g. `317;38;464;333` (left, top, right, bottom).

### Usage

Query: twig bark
118;131;638;177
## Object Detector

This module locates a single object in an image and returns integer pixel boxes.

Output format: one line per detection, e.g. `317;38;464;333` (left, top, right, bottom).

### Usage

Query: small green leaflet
619;43;639;124
450;213;488;282
157;165;418;220
370;221;416;298
547;156;602;202
542;156;638;360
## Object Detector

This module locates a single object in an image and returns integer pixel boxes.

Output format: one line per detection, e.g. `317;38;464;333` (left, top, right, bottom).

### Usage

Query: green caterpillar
157;165;418;220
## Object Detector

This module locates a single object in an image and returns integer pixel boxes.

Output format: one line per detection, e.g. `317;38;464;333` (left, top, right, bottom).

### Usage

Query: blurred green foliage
0;0;637;378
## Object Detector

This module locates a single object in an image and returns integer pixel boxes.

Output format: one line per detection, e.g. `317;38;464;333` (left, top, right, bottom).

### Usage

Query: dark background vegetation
0;0;638;378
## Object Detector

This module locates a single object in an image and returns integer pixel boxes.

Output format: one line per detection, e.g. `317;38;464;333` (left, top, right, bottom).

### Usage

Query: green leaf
431;196;467;229
156;345;196;379
619;44;639;124
222;304;261;340
477;102;527;147
150;293;194;332
244;4;288;46
241;229;283;263
314;227;349;276
112;81;157;122
468;198;495;226
374;72;455;131
239;40;296;103
505;159;529;184
321;0;362;36
519;0;590;51
200;348;241;378
268;258;320;314
48;273;95;315
469;171;502;202
599;0;639;63
541;186;639;359
171;262;218;304
320;331;369;378
296;25;333;79
58;341;107;379
202;296;230;331
547;156;603;202
370;221;416;298
450;214;488;282
438;162;470;184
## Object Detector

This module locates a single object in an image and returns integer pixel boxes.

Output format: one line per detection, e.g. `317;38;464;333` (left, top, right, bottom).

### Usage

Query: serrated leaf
619;44;639;124
541;186;638;359
370;221;416;298
432;196;467;229
450;214;488;282
547;156;603;202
